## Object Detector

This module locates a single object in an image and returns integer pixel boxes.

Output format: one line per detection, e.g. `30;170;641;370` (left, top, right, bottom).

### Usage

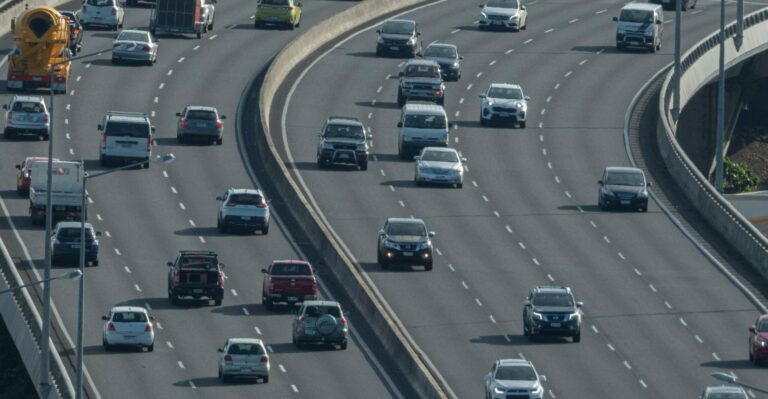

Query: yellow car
254;0;302;30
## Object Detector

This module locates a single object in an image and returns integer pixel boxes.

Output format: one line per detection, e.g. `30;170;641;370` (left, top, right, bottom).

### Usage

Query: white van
397;103;449;159
98;111;154;167
613;3;663;52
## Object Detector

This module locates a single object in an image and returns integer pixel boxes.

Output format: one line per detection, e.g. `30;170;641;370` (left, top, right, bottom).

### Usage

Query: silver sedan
414;147;466;188
112;29;158;65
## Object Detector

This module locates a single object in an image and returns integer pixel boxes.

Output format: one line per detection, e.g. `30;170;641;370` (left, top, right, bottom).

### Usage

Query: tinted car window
705;394;748;399
227;343;263;355
382;20;414;35
113;312;147;322
117;32;149;42
305;305;341;318
227;193;263;205
494;365;536;381
105;121;149;138
487;0;519;8
606;172;644;186
532;293;574;307
186;110;217;120
387;222;427;236
271;263;311;275
758;320;768;332
261;0;289;5
422;150;458;162
13;101;44;113
179;256;216;268
405;114;446;129
325;124;364;139
57;228;95;240
87;0;114;6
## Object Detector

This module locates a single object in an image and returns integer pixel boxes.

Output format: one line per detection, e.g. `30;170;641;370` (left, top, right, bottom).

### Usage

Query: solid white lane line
506;225;513;233
532;258;540;266
649;284;657;292
134;284;142;292
124;266;131;273
475;298;483;307
178;361;185;369
179;202;186;210
166;341;174;349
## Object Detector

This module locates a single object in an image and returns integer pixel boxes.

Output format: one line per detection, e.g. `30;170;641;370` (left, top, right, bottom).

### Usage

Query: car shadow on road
118;297;178;311
358;261;426;273
83;344;147;356
211;304;277;318
380;179;416;189
174;226;219;237
470;334;572;346
570;45;614;53
89;32;119;38
88;59;148;67
174;377;224;388
289;161;356;172
557;204;601;213
0;189;23;198
5;216;43;231
354;101;400;109
700;359;756;370
153;138;186;147
230;24;258;30
269;341;342;353
371;153;411;163
346;51;378;58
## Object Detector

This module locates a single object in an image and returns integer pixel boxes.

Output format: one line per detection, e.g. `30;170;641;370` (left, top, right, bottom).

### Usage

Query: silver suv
316;116;372;170
3;96;50;140
98;111;154;167
216;188;270;234
398;59;445;107
292;300;348;350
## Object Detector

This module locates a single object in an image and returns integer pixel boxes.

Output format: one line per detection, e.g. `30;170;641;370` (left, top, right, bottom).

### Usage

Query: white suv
216;188;271;234
484;358;545;399
480;83;530;128
80;0;124;31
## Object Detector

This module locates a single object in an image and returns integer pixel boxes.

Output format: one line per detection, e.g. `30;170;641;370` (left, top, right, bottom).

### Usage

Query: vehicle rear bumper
295;333;347;345
100;154;150;165
222;215;267;230
221;365;269;377
105;332;154;347
266;293;317;304
172;287;224;299
4;126;49;136
112;51;153;61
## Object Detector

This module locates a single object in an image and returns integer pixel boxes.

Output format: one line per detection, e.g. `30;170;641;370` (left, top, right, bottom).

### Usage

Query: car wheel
262;223;269;235
397;92;406;107
640;205;648;213
93;260;99;267
102;337;110;351
437;97;445;106
519;121;526;128
262;376;269;384
527;331;535;342
425;261;433;271
340;341;348;350
147;343;154;352
317;158;326;169
749;351;756;364
359;160;368;171
170;294;179;305
264;297;273;310
480;117;488;127
573;331;581;343
215;137;222;145
456;182;463;189
616;44;625;52
197;31;202;39
214;298;222;306
376;47;382;57
221;373;228;383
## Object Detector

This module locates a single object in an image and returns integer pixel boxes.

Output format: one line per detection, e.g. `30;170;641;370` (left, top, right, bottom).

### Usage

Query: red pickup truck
261;260;318;309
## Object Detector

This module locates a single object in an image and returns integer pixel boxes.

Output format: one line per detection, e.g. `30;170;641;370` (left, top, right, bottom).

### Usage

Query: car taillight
223;355;232;362
107;322;115;331
311;279;318;294
261;355;269;363
180;118;187;128
111;7;116;14
218;271;223;288
298;315;304;323
147;133;152;152
145;323;153;332
101;132;107;148
256;202;268;209
74;28;79;34
172;272;179;287
216;120;222;129
340;317;347;327
142;46;151;52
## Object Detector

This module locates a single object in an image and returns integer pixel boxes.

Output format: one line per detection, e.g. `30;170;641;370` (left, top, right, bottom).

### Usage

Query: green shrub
723;157;759;193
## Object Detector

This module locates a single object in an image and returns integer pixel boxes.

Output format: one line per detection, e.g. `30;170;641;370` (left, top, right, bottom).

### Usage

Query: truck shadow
5;216;44;231
210;304;276;318
118;297;179;311
174;227;219;237
354;101;400;109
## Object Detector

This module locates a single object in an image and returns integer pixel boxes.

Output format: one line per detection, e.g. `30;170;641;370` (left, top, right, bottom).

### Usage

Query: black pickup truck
167;250;224;306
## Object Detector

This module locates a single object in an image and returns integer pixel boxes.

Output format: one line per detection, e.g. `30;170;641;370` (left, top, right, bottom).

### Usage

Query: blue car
51;222;100;266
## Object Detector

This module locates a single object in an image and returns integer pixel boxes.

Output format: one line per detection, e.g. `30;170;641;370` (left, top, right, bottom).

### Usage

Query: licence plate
620;200;630;205
124;335;135;339
55;206;66;211
269;16;279;21
403;251;414;256
192;288;203;293
338;153;350;159
305;329;316;335
389;46;399;51
71;244;80;249
287;296;298;301
120;143;134;148
550;322;561;328
196;122;206;127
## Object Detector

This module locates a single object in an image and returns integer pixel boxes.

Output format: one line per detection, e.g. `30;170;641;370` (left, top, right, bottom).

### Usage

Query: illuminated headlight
509;14;518;20
638;190;648;198
322;142;334;150
493;386;505;395
451;62;460;69
480;12;488;19
532;383;543;394
408;36;416;44
757;337;767;346
532;312;543;320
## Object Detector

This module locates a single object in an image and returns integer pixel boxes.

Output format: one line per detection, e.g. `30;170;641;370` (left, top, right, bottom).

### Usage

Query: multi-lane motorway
0;1;402;398
276;0;768;398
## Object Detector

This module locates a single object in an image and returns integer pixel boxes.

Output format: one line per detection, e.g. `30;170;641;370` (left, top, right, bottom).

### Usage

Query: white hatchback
102;306;154;351
218;338;270;383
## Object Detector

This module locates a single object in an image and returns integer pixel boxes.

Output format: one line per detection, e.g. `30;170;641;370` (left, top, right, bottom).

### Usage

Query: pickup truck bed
262;260;317;309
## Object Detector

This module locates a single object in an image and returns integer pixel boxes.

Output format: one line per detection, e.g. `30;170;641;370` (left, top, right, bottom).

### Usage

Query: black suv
316;116;372;170
377;217;435;271
167;250;225;306
523;286;583;342
375;19;421;58
421;43;463;81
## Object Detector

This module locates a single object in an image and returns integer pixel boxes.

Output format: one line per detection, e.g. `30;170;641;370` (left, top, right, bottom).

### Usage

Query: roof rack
535;285;569;291
327;116;361;122
106;110;149;118
180;250;217;256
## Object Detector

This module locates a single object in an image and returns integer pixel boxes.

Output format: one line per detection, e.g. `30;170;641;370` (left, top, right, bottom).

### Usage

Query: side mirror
175;112;181;116
167;261;173;267
749;326;756;334
220;115;227;120
428;231;436;237
378;229;385;236
597;180;603;185
398;71;404;77
261;268;267;273
655;19;662;25
101;315;108;320
98;124;103;130
376;29;381;33
612;16;618;22
459;55;464;60
524;298;531;306
479;94;486;98
539;375;547;382
397;122;403;128
15;164;21;170
461;157;467;163
217;348;223;352
215;196;223;201
151;126;156;133
417;31;422;36
524;96;531;101
576;301;584;308
521;5;526;10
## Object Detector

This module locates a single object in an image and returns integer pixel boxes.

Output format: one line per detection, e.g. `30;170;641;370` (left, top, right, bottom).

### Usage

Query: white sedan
112;29;158;65
218;338;270;383
414;147;466;188
102;306;154;351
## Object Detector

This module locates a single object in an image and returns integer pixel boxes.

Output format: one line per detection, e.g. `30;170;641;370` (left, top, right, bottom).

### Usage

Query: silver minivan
613;2;663;52
98;111;154;167
397;102;449;159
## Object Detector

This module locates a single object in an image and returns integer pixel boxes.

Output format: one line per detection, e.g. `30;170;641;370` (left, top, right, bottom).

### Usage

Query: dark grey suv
376;19;421;57
421;43;462;81
377;217;435;271
316;116;372;170
397;59;446;107
176;105;226;145
292;300;348;350
523;286;583;342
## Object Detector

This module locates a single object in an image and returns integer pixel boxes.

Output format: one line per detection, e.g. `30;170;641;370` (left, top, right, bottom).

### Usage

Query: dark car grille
488;14;509;20
505;393;530;399
384;38;409;45
616;192;636;200
492;106;518;113
413;84;437;90
543;313;567;322
332;143;357;150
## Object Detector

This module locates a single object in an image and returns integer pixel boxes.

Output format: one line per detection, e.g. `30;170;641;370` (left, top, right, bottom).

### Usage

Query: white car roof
488;83;522;90
227;338;263;345
110;306;148;313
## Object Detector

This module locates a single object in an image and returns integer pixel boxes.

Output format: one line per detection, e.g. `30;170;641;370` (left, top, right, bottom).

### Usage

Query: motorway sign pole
715;0;726;192
672;0;682;121
40;63;56;398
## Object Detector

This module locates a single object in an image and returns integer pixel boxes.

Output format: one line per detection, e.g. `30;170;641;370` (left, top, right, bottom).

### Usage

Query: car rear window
758;320;768;332
117;32;149;42
113;312;147;322
57;227;95;240
12;101;44;113
424;46;456;58
227;343;264;355
261;0;289;5
186;110;217;120
270;263;311;275
179;256;216;269
86;0;113;6
421;150;458;163
228;194;263;205
105;121;150;138
305;305;341;318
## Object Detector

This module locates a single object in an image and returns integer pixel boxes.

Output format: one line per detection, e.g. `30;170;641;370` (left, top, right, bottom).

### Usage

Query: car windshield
325;124;364;139
424;46;456;59
405;65;440;78
757;319;768;332
117;32;149;42
486;0;519;8
606;171;645;186
112;312;147;323
387;222;427;236
86;0;113;6
404;114;446;129
186;110;217;120
304;305;341;318
421;150;458;163
620;9;653;23
227;193;263;205
12;101;44;113
105;121;149;138
488;87;523;100
705;393;748;399
270;263;311;275
495;365;537;381
533;293;574;307
57;227;95;240
382;20;414;35
227;343;264;355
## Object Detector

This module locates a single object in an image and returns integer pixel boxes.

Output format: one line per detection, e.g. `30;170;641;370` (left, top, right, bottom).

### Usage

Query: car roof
227;338;263;345
303;300;341;307
119;29;150;35
387;217;426;225
106;111;149;122
703;386;747;395
327;116;363;126
228;188;262;195
605;166;644;174
55;221;94;230
271;260;311;265
11;95;45;103
405;59;440;67
622;2;660;11
402;102;446;114
497;358;534;367
110;306;148;313
426;42;457;50
385;18;415;25
422;146;458;154
186;105;218;112
488;83;522;90
533;286;571;295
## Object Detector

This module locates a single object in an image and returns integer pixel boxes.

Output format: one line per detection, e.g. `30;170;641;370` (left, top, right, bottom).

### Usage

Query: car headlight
481;12;488;19
638;190;648;198
757;336;767;346
645;25;654;35
408;36;416;44
322;142;334;150
532;312;543;320
384;240;398;249
532;382;543;394
567;312;580;321
377;36;384;44
451;61;460;69
493;385;505;395
602;188;616;197
509;14;518;20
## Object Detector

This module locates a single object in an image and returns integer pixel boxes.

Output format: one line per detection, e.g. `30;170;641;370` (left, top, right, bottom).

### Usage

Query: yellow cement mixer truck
7;6;72;94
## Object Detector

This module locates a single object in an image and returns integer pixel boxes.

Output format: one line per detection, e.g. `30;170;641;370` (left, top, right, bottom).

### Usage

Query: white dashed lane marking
695;335;703;343
518;242;526;250
279;364;287;373
523;38;533;44
489;315;496;324
679;318;687;326
178;57;185;63
166;341;174;349
545;28;554;33
634;268;642;276
171;186;178;194
564;71;573;78
596;9;607;14
505;225;513;233
554;83;560;90
255;326;262;335
607;343;615;351
639;380;647;388
167;69;173;76
114;248;121;256
450;28;460;34
162;171;169;178
505;49;514;54
547;274;555;282
489;60;496;66
193;45;200;50
179;202;186;210
579;59;588;66
209;34;218;40
69;148;74;155
159;83;165;89
618;252;625;259
476;72;483;78
243;307;250;315
649;284;657;293
467;83;473;91
569;18;579;23
231;289;238;297
448;264;455;272
189;381;196;389
532;258;540;266
178;361;185;369
623;361;632;370
124;266;131;273
199;236;206;244
475;298;483;307
482;195;489;202
398;200;405;207
134;284;142;292
291;385;299;393
461;281;468;289
590;220;597;228
591;325;599;334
